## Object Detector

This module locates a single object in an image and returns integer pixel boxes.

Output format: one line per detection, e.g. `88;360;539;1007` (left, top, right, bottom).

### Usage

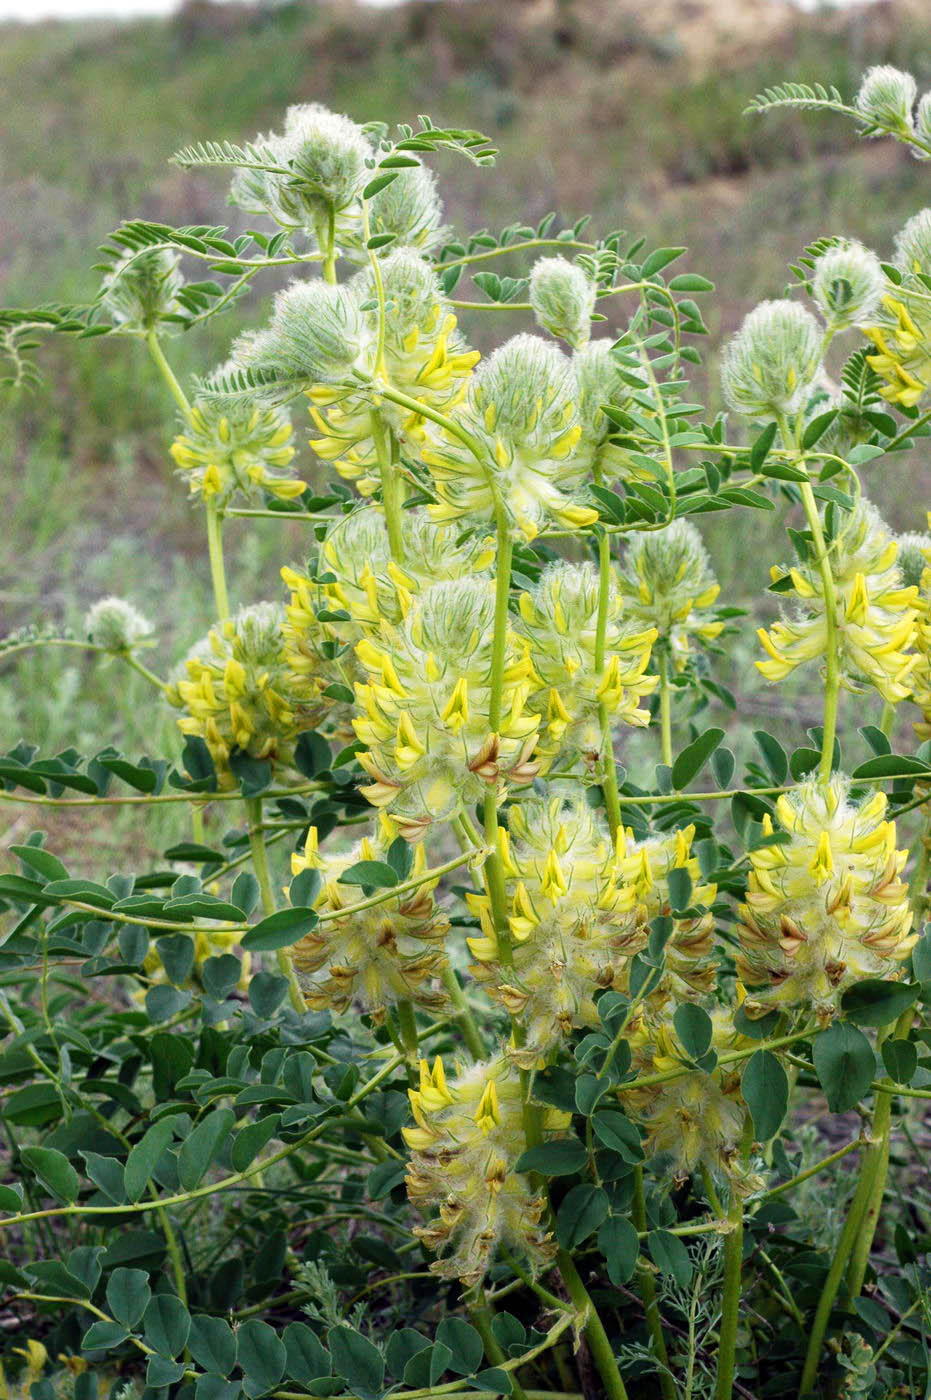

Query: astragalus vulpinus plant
6;69;931;1400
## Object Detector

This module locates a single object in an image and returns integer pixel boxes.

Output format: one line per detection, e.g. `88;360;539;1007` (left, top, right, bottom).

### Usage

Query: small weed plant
3;65;931;1400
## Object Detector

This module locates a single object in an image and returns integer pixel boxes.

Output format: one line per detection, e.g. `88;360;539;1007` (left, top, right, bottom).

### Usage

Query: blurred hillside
3;0;931;849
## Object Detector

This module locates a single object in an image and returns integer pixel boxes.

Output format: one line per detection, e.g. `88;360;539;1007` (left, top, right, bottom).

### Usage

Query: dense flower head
342;161;448;261
235;280;372;391
421;334;596;539
862;210;931;406
170;397;301;505
855;66;917;134
229;104;372;231
307;252;479;490
167;602;327;786
517;561;657;763
916;92;931;153
404;1055;567;1284
616;520;724;671
568;339;640;481
905;537;931;738
100;248;183;332
811;240;884;331
529;255;596;349
351;577;540;837
467;800;716;1061
84;596;153;652
737;776;915;1017
721;299;823;419
758;499;919;704
287;818;449;1020
623;1006;749;1181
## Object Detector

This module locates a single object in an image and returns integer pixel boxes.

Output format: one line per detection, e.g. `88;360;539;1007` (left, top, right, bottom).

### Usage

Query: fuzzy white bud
721;299;822;419
811;240;884;330
856;65;916;134
235;280;371;387
529;256;596;349
893;208;931;276
100;249;183;332
85;597;153;652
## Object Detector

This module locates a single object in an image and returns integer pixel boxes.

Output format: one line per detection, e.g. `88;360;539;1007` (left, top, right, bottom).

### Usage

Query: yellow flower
737;776;916;1017
421;334;595;540
622;1006;751;1182
518;561;656;763
863;211;931;406
351;577;540;838
616;520;725;673
167;603;331;788
404;1055;567;1285
170;397;301;506
758;500;918;704
287;817;449;1021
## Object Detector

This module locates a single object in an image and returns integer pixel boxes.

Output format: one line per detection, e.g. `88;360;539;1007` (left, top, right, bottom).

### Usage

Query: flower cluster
529;255;596;349
170;398;301;505
167;603;327;786
758;500;919;704
288;820;449;1020
421;334;596;539
863;210;931;407
616;520;725;672
623;1007;750;1182
518;561;656;764
737;776;915;1017
721;300;823;420
352;577;540;837
84;596;153;653
100;247;183;331
403;1055;567;1285
905;534;931;737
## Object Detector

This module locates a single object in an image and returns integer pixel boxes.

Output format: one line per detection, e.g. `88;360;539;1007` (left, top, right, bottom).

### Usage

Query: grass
3;0;931;873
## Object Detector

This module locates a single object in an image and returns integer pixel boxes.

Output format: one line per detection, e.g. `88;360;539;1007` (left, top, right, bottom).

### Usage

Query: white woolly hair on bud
529;255;596;349
100;248;183;331
915;93;931;157
279;103;372;212
365;160;447;253
474;332;575;437
85;597;153;652
856;65;917;133
811;240;884;331
894;532;931;590
893;208;931;276
234;279;371;386
721;299;823;419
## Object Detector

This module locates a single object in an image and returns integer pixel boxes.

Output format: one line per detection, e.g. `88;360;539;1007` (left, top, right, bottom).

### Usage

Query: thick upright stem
246;797;304;1014
632;1166;675;1399
713;1189;744;1400
596;530;623;836
657;651;673;768
482;513;515;965
557;1251;629;1400
797;479;840;784
205;498;231;623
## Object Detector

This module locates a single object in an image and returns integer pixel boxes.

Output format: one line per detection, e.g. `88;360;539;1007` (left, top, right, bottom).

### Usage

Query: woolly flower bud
894;208;931;277
100;248;183;332
352;577;540;838
737;776;915;1018
343;161;448;261
308;253;478;491
170;397;301;506
404;1055;567;1285
811;240;884;331
281;103;372;213
616;520;724;672
422;334;595;539
235;280;371;390
856;65;916;134
518;561;656;763
721;300;822;419
468;796;640;1059
895;532;931;590
862;218;931;406
758;499;918;704
569;339;637;479
287;819;449;1021
623;1006;750;1181
167;602;328;787
529;256;596;349
915;92;931;156
85;597;153;652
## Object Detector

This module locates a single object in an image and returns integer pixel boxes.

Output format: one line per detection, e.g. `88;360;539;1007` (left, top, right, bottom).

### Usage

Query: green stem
322;204;337;284
879;699;895;739
205;497;231;622
713;1188;744;1400
657;650;673;768
631;1166;675;1398
395;999;420;1080
145;329;192;422
246;796;304;1015
795;472;840;786
556;1251;629;1400
440;965;486;1061
595;529;622;836
371;412;405;564
482;512;515;969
